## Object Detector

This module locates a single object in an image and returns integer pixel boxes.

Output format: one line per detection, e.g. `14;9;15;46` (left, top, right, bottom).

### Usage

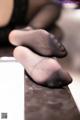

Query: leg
26;0;62;29
0;0;14;27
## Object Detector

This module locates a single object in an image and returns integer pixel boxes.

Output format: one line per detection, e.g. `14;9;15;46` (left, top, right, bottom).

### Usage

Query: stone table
25;76;80;120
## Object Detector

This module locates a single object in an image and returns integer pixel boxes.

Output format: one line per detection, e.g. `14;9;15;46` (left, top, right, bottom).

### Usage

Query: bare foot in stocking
9;29;67;57
13;46;72;88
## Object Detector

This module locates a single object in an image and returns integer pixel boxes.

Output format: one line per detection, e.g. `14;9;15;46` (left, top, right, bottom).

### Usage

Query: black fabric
9;0;28;26
0;27;13;46
0;0;28;45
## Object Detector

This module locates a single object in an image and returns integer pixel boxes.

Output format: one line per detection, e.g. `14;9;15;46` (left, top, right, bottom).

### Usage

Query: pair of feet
9;28;72;88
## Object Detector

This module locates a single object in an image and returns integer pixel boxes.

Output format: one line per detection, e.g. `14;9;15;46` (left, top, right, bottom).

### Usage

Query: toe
48;34;68;58
42;69;72;88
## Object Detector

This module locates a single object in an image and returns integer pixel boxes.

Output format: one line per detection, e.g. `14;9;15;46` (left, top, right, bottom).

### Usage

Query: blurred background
56;2;80;75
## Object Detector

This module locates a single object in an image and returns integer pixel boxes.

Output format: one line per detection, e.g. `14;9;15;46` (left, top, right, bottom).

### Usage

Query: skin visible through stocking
9;29;67;57
0;0;72;88
13;46;72;88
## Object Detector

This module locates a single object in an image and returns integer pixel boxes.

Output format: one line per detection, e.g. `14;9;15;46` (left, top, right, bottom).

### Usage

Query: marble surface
25;76;80;120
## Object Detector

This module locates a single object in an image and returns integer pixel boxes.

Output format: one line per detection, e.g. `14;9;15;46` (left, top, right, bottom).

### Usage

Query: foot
13;46;72;88
9;29;67;57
